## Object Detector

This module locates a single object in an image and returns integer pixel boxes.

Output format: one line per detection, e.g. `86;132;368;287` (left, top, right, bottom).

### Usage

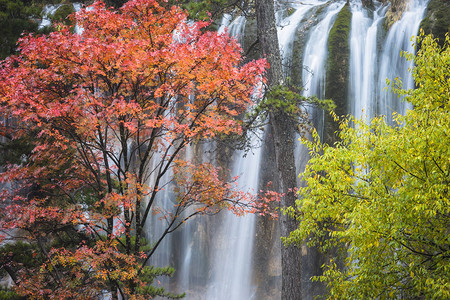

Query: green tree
0;0;42;59
286;33;450;299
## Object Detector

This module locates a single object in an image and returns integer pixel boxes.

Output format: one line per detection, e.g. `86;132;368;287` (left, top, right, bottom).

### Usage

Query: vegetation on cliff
324;3;351;144
326;3;350;115
421;0;450;47
0;0;40;59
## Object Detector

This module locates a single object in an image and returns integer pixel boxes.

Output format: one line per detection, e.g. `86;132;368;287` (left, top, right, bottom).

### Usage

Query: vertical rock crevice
325;3;351;144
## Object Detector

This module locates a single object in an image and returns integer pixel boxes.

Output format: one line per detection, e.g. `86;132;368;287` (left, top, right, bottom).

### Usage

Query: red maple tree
0;0;273;298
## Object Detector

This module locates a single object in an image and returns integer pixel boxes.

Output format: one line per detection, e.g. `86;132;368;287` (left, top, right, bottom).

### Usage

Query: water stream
376;0;429;120
302;2;346;99
205;146;262;299
206;16;259;300
349;1;387;120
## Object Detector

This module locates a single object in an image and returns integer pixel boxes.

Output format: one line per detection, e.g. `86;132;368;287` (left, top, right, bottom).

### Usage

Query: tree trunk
255;0;303;299
255;0;283;86
271;112;302;300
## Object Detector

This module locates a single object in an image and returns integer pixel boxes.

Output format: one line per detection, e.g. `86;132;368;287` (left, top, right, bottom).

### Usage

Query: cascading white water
349;1;388;120
73;3;83;34
297;1;345;174
302;1;346;99
174;145;194;292
204;15;260;300
176;141;216;296
277;0;326;71
39;3;84;34
349;0;429;120
144;152;175;289
38;5;62;29
204;146;262;299
377;0;429;119
154;14;257;299
219;14;247;37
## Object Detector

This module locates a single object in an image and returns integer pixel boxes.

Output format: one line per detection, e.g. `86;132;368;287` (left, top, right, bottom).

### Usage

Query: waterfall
150;0;431;298
377;0;429;119
349;1;387;120
349;0;429;120
175;143;211;295
205;146;262;299
205;15;260;300
300;1;346;155
144;149;176;290
150;15;261;300
302;1;346;99
277;0;326;71
38;4;62;29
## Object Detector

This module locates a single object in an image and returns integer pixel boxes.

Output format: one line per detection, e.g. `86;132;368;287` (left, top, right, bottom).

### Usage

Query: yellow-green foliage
286;33;450;299
0;287;24;300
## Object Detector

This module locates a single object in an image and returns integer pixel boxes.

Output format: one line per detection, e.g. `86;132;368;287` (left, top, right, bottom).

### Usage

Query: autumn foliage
0;0;270;298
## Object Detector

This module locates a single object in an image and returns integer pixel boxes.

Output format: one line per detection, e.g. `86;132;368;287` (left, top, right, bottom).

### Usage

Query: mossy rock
287;7;295;16
50;3;74;25
384;0;407;30
325;2;350;114
277;6;296;19
362;0;374;9
420;0;450;47
275;1;298;20
324;3;351;144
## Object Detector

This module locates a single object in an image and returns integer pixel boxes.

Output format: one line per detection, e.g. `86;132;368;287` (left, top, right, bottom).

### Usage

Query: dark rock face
362;0;374;8
421;0;450;46
242;18;261;63
52;4;75;25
